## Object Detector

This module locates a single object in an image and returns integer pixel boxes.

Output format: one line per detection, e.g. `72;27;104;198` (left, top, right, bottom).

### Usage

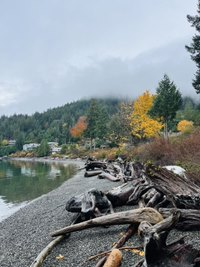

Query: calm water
0;159;77;221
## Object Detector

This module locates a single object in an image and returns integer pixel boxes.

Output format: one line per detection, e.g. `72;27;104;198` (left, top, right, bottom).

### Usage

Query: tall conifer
186;0;200;93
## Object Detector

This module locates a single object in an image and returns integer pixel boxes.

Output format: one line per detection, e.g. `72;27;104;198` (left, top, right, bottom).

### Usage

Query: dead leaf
131;249;144;257
56;254;64;261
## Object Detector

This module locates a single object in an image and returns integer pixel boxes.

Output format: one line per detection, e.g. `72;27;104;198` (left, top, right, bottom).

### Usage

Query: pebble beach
0;159;199;267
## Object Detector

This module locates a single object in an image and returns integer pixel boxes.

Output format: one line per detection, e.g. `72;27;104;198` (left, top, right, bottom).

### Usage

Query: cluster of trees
0;98;121;146
68;74;200;147
0;74;200;157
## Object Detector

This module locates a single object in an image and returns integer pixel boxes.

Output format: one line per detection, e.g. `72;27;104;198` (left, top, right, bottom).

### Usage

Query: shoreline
0;161;124;267
0;161;200;267
0;158;83;223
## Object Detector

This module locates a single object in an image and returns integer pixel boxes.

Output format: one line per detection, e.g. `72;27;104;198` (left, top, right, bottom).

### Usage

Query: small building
23;143;40;151
48;142;58;149
8;140;16;146
52;146;62;154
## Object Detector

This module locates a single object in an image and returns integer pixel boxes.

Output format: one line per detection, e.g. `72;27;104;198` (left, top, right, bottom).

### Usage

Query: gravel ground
0;159;199;267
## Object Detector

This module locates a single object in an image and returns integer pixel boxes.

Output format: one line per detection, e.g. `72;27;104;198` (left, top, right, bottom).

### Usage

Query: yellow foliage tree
130;91;163;139
1;139;8;146
177;120;194;133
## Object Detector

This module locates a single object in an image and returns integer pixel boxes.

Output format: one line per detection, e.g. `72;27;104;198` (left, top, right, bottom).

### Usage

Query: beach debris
94;224;137;266
56;254;64;261
30;235;65;267
134;211;200;267
102;249;122;267
69;161;200;214
51;207;163;237
66;188;114;219
49;159;200;266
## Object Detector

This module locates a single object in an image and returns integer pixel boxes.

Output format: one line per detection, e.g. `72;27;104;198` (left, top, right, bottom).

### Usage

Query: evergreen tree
85;99;109;149
150;75;182;138
15;133;24;151
37;139;50;157
85;100;99;147
186;0;200;93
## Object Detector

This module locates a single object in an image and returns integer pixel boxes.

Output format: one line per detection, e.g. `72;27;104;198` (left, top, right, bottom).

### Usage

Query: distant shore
9;156;84;164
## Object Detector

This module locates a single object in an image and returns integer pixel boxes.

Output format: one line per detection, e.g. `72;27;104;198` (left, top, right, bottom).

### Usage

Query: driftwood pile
31;158;200;267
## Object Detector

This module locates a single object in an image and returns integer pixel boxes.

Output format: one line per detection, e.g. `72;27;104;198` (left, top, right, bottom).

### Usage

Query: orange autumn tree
130;91;163;139
70;116;87;138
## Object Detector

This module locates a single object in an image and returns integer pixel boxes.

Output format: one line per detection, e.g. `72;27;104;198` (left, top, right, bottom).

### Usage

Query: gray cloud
0;0;198;115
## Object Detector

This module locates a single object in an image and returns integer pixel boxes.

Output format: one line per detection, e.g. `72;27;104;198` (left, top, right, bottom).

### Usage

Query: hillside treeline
0;98;121;146
0;94;200;155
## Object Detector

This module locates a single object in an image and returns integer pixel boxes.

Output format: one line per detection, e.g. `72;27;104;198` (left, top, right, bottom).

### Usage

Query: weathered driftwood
95;224;137;267
105;181;139;207
84;170;102;177
66;188;114;218
30;235;65;267
145;164;200;209
159;208;200;230
106;163;200;209
84;159;145;182
135;237;200;267
98;171;121;182
51;207;163;237
66;162;200;231
134;211;200;267
102;249;122;267
85;161;107;171
124;161;144;181
88;245;142;261
60;160;200;266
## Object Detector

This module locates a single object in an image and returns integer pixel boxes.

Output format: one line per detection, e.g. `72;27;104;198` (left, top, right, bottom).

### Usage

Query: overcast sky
0;0;199;116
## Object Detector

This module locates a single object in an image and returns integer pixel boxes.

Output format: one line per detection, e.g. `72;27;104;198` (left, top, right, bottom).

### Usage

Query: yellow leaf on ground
131;249;144;257
56;254;64;261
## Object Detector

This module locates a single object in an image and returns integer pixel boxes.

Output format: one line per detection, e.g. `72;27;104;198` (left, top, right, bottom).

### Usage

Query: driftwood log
98;171;121;182
67;162;200;220
159;208;200;230
84;170;102;177
85;161;107;171
66;188;114;219
134;211;200;267
50;160;200;266
51;207;163;237
95;224;137;267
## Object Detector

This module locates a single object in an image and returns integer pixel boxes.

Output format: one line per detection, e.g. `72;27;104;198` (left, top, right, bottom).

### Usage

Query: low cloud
0;38;198;116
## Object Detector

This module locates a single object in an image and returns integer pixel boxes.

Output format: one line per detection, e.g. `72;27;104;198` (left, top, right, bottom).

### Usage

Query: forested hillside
0;98;122;145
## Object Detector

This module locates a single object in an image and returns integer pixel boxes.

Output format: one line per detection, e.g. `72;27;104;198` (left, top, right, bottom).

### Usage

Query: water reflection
0;160;77;221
